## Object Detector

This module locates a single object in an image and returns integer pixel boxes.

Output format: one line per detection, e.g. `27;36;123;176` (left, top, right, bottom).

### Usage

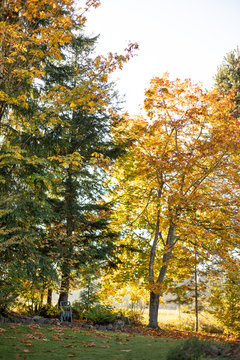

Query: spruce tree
42;35;120;304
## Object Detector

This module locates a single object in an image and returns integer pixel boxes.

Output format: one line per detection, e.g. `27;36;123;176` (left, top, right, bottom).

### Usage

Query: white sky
84;0;240;115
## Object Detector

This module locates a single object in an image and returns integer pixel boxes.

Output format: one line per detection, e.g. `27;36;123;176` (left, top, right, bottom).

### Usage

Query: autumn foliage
0;0;239;338
111;74;240;327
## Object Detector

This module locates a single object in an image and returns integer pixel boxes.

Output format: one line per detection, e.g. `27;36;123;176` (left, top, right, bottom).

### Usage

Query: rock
0;315;5;323
94;324;99;329
33;316;42;321
98;325;107;331
82;324;91;329
52;319;61;326
116;316;132;325
106;324;113;331
75;323;83;327
114;319;125;331
10;318;21;323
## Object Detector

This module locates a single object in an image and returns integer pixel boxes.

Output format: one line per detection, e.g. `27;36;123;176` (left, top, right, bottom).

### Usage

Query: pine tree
42;35;121;304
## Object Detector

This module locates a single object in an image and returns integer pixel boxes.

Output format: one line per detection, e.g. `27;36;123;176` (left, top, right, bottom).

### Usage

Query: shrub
39;305;60;318
72;301;86;320
117;308;143;325
166;337;229;360
85;304;117;324
209;271;240;336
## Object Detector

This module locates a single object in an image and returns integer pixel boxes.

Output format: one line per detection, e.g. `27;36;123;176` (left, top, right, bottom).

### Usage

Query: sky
84;0;240;115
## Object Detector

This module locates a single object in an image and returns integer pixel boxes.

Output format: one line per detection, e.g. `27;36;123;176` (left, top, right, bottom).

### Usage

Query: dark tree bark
58;168;74;306
148;292;160;328
58;272;70;305
194;250;199;332
47;288;53;306
148;222;176;328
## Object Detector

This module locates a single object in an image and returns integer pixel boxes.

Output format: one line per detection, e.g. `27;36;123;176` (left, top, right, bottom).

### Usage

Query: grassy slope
0;323;237;360
0;323;182;360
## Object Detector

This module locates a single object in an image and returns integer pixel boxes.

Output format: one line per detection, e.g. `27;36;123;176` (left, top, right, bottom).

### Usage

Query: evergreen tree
215;48;240;114
42;35;121;304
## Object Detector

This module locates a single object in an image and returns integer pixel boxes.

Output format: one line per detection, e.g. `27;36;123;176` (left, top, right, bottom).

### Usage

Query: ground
0;322;239;360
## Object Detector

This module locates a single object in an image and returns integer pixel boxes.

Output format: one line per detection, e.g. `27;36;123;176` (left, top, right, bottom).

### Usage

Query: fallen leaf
83;342;96;347
53;336;61;340
63;345;77;348
120;350;131;352
23;349;30;353
0;328;6;333
100;345;110;348
67;354;76;357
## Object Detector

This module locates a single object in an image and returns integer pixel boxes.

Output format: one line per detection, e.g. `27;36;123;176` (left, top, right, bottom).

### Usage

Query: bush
72;301;86;320
38;305;60;318
166;337;229;360
85;304;117;325
209;271;240;337
117;308;143;325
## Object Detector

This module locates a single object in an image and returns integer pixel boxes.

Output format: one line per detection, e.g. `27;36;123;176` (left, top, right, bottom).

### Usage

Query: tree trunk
194;250;199;332
148;291;160;328
40;291;44;309
58;167;74;306
47;288;53;306
58;271;70;305
148;222;177;328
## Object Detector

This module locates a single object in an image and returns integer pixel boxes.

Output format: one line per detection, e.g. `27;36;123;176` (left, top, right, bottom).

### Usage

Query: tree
111;74;240;328
209;262;240;336
215;48;240;111
0;0;138;309
0;0;101;122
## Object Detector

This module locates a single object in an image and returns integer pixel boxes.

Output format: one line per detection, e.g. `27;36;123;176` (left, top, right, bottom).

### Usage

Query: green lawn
0;323;234;360
0;323;181;360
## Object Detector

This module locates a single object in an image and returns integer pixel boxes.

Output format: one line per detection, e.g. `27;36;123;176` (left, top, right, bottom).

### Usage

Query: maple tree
0;0;101;121
111;74;240;328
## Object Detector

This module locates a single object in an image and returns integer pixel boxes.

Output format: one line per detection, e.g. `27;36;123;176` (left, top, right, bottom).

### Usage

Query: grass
0;323;183;360
140;309;224;334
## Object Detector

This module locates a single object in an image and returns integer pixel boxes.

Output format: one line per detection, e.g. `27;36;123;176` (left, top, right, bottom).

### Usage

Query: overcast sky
84;0;240;115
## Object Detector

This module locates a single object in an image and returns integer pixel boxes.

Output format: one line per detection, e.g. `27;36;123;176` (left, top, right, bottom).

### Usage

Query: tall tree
0;0;138;308
111;74;240;328
0;0;101;122
215;48;240;113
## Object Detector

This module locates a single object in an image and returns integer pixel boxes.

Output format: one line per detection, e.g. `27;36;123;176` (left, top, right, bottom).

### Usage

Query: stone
117;316;132;325
106;324;113;331
52;319;61;326
75;323;83;327
82;324;91;329
114;320;125;331
98;325;107;331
